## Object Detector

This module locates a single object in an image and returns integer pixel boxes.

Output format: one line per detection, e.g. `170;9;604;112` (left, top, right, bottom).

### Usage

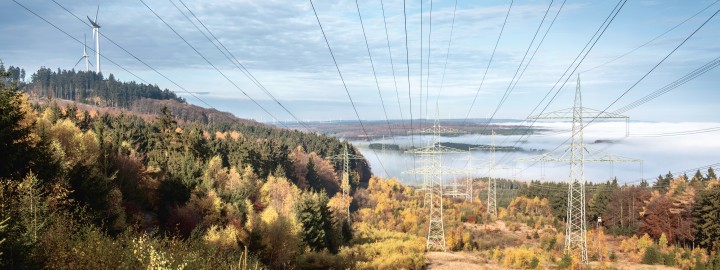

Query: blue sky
2;0;719;123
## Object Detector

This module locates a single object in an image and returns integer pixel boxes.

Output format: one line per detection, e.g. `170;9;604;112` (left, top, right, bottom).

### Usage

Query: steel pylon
403;103;468;251
471;131;499;216
515;76;641;263
327;142;364;222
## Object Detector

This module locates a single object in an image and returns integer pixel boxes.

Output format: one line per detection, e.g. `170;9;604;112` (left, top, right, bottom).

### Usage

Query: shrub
500;246;543;269
557;253;573;269
663;250;676;266
642;245;662;265
609;251;618;262
529;257;540;269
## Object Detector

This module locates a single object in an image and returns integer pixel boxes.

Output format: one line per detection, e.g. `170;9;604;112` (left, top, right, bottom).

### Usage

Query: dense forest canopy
0;67;382;269
1;63;184;108
2;65;720;269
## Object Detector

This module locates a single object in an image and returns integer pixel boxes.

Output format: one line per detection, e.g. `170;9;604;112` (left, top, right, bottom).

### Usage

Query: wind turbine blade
88;61;94;67
95;6;99;23
74;57;84;69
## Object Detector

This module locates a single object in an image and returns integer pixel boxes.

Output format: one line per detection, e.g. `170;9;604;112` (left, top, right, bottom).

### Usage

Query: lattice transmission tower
327;142;364;222
470;130;502;216
403;104;468;251
515;76;641;263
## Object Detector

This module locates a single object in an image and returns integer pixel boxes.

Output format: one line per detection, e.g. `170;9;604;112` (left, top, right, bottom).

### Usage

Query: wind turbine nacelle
87;16;101;28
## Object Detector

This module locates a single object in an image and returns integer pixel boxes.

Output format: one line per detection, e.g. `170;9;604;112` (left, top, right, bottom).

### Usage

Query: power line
505;0;567;108
404;0;418;183
171;0;311;130
463;0;514;125
514;5;720;175
490;0;628;168
613;54;720;114
354;0;395;138
462;0;610;171
424;0;434;122
354;0;407;169
380;0;406;129
471;0;556;136
566;5;720;148
582;0;720;74
420;0;424;129
308;0;389;177
631;126;720;137
434;0;458;103
139;0;288;127
45;0;215;110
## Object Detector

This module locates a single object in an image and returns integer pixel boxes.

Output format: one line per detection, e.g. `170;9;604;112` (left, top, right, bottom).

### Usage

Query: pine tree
707;167;717;181
296;192;335;252
693;169;704;182
693;183;720;251
0;70;36;179
306;158;321;191
589;182;614;221
654;172;672;192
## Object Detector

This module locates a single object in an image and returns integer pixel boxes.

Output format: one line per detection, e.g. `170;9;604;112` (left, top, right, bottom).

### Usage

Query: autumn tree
640;178;695;244
604;186;650;235
259;206;301;269
693;181;720;251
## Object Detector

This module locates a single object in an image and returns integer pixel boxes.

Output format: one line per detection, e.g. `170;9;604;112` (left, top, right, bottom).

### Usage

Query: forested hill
1;68;379;268
9;64;184;108
3;64;258;126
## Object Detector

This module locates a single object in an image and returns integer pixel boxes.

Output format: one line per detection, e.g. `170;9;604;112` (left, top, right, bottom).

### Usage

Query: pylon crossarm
407;144;467;154
529;107;629;120
402;166;471;175
411;126;466;135
326;154;364;160
582;145;642;163
514;151;561;163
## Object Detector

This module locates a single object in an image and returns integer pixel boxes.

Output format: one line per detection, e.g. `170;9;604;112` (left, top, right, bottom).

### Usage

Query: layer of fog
353;121;720;186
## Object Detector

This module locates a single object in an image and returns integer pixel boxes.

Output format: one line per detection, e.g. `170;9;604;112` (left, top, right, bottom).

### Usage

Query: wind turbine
73;34;93;72
87;6;101;74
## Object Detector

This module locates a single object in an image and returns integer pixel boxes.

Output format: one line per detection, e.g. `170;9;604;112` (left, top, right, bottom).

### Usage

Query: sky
1;0;720;124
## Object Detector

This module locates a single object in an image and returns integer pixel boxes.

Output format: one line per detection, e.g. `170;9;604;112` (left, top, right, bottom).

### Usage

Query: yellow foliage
203;225;240;250
327;193;352;223
498;208;508;220
132;234;187;270
638;233;653;251
344;225;425;270
260;175;301;218
620;235;639;253
659;233;668;250
499;246;544;269
48;118;99;169
507;196;552;217
587;229;608;260
244;199;260;235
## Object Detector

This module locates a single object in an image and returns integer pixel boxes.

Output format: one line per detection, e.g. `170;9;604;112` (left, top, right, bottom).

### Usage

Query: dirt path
425;252;504;270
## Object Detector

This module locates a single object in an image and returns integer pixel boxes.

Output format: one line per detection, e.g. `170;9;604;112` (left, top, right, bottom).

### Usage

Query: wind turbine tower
87;6;101;74
73;34;93;72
